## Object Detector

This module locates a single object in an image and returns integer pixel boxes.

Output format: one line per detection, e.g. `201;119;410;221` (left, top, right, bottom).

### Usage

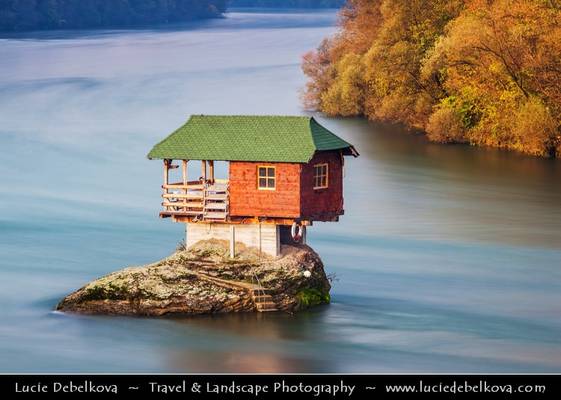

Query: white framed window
257;166;276;190
313;163;328;189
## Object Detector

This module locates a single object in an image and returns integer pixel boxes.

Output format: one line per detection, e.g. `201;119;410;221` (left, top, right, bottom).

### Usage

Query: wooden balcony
161;179;229;221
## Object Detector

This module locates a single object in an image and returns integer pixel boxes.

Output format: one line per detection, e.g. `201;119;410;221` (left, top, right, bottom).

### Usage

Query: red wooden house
148;115;358;256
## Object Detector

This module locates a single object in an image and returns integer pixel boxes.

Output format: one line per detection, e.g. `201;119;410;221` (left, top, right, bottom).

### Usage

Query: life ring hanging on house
291;222;303;242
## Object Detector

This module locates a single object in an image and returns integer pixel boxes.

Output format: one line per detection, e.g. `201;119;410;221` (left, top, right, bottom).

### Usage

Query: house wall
186;223;280;257
229;161;301;218
300;151;344;220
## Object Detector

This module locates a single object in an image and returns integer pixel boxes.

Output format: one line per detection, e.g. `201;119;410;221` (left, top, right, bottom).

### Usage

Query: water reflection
166;313;332;372
315;118;561;248
172;309;329;342
166;310;334;372
168;350;328;373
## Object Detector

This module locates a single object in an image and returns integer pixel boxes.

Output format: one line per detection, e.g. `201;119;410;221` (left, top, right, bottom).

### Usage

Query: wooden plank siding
228;151;344;221
300;151;344;220
229;161;301;218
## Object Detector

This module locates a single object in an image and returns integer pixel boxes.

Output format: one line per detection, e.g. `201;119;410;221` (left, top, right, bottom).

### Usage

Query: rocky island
57;240;331;316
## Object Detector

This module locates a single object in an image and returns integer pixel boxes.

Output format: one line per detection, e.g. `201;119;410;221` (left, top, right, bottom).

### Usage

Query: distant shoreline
0;0;226;33
0;1;344;33
229;0;343;8
0;8;338;38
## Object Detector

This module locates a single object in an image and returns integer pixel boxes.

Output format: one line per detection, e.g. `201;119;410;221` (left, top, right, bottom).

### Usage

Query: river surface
1;9;561;373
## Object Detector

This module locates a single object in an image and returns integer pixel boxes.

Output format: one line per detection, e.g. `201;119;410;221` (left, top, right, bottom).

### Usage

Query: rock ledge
57;240;331;316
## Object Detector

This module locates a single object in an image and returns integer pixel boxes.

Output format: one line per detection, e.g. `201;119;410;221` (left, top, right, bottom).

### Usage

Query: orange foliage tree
302;0;561;157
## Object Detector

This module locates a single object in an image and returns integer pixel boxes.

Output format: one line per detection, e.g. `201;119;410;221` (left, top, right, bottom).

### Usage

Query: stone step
255;300;274;305
257;307;278;312
253;295;273;302
256;301;277;309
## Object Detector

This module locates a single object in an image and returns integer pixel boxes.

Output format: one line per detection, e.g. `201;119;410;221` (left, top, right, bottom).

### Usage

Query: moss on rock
296;288;331;309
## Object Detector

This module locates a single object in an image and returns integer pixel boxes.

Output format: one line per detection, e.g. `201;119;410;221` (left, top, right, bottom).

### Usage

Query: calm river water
1;9;561;372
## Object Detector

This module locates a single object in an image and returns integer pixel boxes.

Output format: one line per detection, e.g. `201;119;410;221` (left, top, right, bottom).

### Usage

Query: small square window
257;166;276;190
313;163;328;189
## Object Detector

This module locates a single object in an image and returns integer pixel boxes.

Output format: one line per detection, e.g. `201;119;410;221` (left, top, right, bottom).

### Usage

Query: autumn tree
302;0;382;111
423;0;561;156
302;0;561;157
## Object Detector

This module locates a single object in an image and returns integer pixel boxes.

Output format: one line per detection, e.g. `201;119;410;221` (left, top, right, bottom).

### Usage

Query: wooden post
258;223;262;256
181;160;188;209
182;160;188;185
201;160;207;181
163;159;170;186
209;160;214;183
301;225;307;245
275;225;280;257
163;160;170;209
229;225;235;258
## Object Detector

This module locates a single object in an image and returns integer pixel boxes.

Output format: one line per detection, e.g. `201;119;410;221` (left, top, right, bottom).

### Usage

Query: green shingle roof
147;115;358;163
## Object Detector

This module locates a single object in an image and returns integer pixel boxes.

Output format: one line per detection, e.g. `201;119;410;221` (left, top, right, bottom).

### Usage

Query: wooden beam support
166;214;307;226
201;160;206;181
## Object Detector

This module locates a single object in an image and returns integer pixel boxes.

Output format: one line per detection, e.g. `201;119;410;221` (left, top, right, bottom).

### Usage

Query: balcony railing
162;179;229;220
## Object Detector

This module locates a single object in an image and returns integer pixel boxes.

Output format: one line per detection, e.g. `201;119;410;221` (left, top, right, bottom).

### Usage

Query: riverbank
57;240;331;316
302;0;561;159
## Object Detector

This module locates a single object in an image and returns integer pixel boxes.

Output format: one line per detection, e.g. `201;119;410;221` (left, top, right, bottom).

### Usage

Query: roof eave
346;145;360;157
146;155;312;163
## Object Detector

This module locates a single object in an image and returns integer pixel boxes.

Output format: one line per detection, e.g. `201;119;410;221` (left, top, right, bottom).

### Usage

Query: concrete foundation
186;223;281;257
